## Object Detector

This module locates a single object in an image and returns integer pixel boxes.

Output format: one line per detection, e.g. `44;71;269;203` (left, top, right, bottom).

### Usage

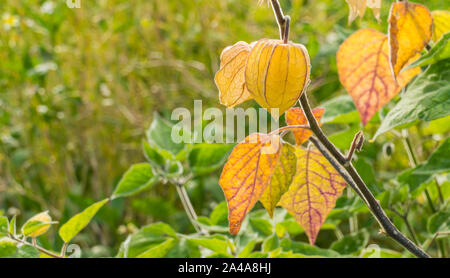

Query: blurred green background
0;0;447;257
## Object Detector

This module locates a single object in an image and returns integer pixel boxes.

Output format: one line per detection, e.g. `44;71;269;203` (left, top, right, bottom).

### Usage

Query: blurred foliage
0;0;448;257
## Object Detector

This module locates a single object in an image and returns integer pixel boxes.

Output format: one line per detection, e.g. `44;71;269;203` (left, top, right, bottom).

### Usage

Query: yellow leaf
346;0;382;23
367;0;382;22
279;147;347;244
245;39;311;118
219;133;281;234
24;211;52;238
337;28;420;125
388;1;433;78
286;107;324;145
260;143;296;218
215;41;253;107
432;10;450;42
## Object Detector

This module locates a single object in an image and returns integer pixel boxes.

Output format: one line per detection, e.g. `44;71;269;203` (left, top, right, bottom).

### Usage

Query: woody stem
301;94;430;258
270;0;430;258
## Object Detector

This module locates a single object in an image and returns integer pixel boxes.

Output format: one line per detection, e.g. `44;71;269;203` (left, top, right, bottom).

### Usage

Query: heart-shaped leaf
219;133;281;234
337;28;419;125
279;146;347;244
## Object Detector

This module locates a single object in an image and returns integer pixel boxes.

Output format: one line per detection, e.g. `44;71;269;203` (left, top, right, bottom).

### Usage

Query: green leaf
360;247;403;258
16;245;40;258
136;238;178;258
413;138;450;175
167;238;201;258
112;163;157;199
0;216;8;237
137;222;177;238
330;230;369;255
397;168;432;194
406;33;450;69
147;112;186;155
59;198;109;243
329;123;360;150
262;234;279;252
280;238;340;257
321;95;359;124
249;218;272;236
209;201;228;226
427;211;449;234
164;160;183;178
354;158;380;194
391;185;409;204
9;215;16;236
116;222;178;258
423;115;450;135
272;251;322;258
142;140;166;167
237;239;257;258
374;59;450;139
206;252;234;258
188;143;233;175
0;239;17;258
275;219;304;237
442;181;450;200
247;252;268;258
188;237;229;254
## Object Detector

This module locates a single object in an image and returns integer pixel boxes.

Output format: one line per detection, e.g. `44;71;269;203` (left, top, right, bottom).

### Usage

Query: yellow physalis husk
244;39;311;118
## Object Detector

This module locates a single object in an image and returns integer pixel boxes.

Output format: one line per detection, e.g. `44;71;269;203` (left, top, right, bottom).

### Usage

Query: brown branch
9;234;62;258
303;92;430;257
283;15;290;43
270;0;286;40
309;136;430;258
299;94;348;164
269;0;430;258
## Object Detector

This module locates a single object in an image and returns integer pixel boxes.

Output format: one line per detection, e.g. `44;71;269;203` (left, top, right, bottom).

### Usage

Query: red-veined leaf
219;133;281;234
337;28;420;125
279;146;347;244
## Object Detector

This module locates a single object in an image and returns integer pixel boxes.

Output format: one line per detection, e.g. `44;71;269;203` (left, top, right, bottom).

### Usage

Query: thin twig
390;206;418;245
175;183;204;234
346;131;364;164
9;234;62;258
283;16;290;43
60;242;68;257
434;178;444;204
270;124;310;136
270;0;286;40
401;133;436;213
